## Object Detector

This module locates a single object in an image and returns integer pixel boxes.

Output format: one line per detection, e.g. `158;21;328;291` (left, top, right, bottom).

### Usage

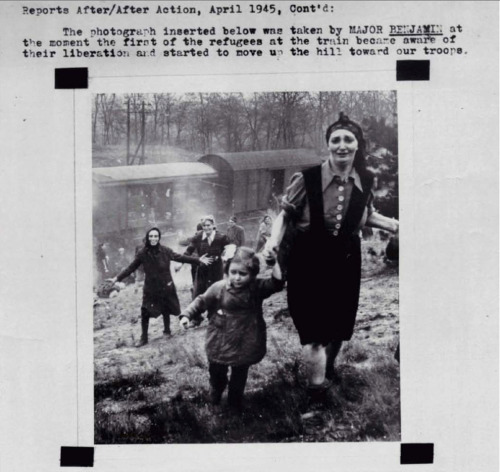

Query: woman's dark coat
116;244;198;317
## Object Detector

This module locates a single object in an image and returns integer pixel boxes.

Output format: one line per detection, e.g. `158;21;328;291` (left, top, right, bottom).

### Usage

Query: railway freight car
93;162;218;245
198;149;322;215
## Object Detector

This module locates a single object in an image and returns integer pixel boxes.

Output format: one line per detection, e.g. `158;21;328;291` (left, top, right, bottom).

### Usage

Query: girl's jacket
181;276;284;366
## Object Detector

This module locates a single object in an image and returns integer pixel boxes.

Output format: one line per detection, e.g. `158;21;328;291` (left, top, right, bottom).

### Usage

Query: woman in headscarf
263;113;399;399
110;227;212;346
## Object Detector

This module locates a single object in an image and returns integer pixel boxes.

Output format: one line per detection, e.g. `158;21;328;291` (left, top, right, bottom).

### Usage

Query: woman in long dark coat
184;215;231;326
263;113;399;398
111;227;211;346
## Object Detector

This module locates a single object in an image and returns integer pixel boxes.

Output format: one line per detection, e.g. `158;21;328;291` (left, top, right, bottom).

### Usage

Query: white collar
202;232;215;242
321;161;363;192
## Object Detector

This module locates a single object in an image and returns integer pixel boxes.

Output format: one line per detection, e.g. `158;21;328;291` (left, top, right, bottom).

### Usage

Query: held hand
179;316;190;329
221;244;237;261
262;240;278;263
199;254;214;266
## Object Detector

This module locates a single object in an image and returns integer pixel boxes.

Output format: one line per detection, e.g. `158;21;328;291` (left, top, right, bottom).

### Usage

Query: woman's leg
303;343;334;403
162;314;171;335
190;271;206;326
325;340;343;380
137;307;149;347
228;365;250;409
303;343;327;386
208;363;229;405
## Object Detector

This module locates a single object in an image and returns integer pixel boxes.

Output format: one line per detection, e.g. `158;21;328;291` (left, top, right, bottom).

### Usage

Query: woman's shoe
307;379;332;403
209;387;223;405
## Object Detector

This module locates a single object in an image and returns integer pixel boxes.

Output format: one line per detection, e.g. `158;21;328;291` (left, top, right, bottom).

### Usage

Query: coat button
336;214;342;220
333;230;339;236
339;186;344;192
339;195;345;201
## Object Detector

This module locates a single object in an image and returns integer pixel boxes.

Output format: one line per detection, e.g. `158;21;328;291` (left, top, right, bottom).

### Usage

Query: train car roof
200;149;322;171
93;162;217;186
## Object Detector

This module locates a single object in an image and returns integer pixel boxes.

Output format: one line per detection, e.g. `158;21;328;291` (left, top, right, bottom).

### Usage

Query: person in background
110;227;212;347
113;247;134;284
179;247;283;411
96;242;110;285
177;219;205;288
255;215;273;253
263;113;399;402
184;215;231;327
226;216;246;247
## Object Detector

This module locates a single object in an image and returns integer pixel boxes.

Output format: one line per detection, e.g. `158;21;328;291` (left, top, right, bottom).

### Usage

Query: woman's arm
258;260;285;298
263;210;290;254
111;256;142;283
169;249;200;265
366;211;399;234
270;259;283;281
170;250;213;266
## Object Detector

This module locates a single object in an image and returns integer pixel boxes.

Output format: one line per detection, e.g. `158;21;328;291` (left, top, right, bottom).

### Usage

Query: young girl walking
179;247;283;410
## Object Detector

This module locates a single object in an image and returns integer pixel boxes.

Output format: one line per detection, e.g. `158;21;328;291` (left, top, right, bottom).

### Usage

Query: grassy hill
94;237;400;443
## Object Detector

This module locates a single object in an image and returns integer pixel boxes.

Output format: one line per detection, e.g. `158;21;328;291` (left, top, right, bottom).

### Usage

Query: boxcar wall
196;154;234;218
92;174;218;246
199;150;322;215
233;168;272;213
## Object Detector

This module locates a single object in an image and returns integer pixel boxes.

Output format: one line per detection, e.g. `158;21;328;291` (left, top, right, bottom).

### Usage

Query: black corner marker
55;68;88;89
396;60;430;81
401;443;434;464
60;446;94;467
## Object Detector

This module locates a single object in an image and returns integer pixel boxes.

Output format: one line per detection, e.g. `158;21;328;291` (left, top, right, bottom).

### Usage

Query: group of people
106;113;399;410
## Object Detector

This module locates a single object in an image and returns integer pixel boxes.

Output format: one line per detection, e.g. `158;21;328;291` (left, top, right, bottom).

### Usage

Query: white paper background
0;1;497;471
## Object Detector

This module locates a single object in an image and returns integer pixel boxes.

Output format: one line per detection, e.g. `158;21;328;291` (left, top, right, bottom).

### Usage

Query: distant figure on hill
226;216;246;247
113;247;134;284
96;242;110;285
255;215;272;253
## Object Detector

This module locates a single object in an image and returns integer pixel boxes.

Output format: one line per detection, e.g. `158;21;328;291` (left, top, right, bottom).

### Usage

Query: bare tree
243;93;262;150
92;95;100;144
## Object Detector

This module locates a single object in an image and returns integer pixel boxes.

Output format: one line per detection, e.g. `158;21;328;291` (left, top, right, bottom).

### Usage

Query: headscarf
144;227;162;249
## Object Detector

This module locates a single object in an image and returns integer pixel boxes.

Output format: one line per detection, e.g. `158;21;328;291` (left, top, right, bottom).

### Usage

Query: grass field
94;235;399;443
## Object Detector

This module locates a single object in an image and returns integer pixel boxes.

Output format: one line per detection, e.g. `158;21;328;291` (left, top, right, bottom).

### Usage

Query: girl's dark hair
325;112;367;175
262;215;272;224
144;227;162;247
224;246;260;277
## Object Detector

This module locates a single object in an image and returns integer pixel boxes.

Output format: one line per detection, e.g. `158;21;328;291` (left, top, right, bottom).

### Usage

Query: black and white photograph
92;91;400;443
1;1;498;470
